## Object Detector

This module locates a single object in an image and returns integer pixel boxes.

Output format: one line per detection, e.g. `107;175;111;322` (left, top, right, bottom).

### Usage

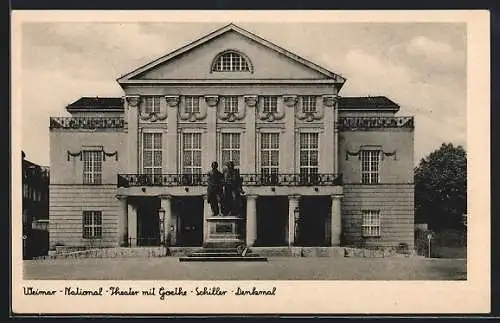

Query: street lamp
427;231;433;258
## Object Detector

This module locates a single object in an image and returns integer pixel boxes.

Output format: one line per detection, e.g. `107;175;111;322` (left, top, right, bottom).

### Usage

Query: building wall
50;130;127;184
342;184;415;249
123;85;337;175
338;130;414;184
49;185;120;248
49;129;126;248
137;31;328;80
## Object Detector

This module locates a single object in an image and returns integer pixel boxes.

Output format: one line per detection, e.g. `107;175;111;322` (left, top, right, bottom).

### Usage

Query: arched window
212;51;252;72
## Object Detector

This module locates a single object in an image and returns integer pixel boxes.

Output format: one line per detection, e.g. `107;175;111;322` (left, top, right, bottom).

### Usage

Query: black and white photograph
12;10;490;314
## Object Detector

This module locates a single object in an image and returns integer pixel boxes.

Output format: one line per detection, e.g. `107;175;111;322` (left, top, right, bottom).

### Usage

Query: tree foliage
414;143;467;231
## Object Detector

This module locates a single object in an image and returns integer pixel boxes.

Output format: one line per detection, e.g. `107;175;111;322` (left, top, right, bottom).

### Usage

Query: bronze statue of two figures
206;161;245;217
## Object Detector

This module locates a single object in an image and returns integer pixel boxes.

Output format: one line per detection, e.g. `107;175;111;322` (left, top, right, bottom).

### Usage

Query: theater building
48;24;415;251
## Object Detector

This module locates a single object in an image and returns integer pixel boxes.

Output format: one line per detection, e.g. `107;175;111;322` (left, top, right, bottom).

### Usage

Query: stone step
189;252;241;257
179;256;268;262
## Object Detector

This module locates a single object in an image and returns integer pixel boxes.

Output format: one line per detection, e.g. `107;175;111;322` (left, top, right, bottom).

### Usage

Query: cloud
327;48;466;163
385;35;466;82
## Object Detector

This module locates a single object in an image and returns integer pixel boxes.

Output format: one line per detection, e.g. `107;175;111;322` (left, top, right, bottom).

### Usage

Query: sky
20;22;467;167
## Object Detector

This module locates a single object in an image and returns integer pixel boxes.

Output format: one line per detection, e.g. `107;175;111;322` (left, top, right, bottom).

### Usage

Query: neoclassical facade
49;24;415;250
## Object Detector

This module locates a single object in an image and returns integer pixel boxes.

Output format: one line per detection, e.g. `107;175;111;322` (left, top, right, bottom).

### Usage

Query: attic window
212;51;251;72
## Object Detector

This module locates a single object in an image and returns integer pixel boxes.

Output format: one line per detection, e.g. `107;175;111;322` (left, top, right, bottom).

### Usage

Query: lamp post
158;208;165;246
427;232;433;258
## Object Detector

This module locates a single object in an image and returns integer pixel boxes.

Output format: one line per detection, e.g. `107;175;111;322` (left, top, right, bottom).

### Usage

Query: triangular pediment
117;24;346;86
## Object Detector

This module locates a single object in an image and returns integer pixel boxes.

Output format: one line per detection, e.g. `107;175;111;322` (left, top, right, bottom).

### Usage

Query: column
117;195;128;247
125;96;140;173
127;203;137;247
203;194;211;243
160;195;172;246
244;95;258;173
204;96;218;167
331;194;342;246
165;96;179;173
287;194;300;246
245;195;257;247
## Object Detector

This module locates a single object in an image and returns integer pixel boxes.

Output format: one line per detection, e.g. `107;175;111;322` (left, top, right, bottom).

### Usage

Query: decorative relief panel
139;97;168;122
338;116;414;131
216;96;246;122
345;145;397;160
295;96;324;122
67;148;118;161
256;96;285;122
178;96;207;122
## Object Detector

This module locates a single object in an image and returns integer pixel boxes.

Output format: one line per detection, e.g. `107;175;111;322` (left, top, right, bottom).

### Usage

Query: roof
117;23;346;87
66;97;124;112
338;96;400;112
65;96;399;112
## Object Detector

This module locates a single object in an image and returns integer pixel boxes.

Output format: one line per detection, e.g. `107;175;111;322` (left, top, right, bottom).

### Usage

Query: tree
414;143;467;231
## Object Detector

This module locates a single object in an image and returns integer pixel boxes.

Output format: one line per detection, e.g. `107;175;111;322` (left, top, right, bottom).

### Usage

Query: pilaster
244;95;257;173
283;95;297;173
204;95;218;168
165;96;179;173
126;95;140;173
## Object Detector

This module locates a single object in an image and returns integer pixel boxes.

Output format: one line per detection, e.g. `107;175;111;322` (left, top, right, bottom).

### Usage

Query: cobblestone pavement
23;257;467;280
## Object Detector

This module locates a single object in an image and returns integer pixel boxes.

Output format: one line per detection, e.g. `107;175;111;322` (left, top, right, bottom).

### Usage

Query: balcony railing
117;173;343;187
49;117;125;130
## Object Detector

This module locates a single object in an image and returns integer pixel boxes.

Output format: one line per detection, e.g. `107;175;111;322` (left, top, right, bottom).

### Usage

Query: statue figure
221;161;245;216
206;161;223;216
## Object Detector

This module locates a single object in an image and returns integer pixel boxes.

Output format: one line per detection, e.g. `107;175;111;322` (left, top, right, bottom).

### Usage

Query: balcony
117;173;343;188
49;117;125;130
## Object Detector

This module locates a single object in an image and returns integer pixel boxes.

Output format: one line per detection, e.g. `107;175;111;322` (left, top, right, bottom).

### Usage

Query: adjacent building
22;151;50;259
48;24;415;251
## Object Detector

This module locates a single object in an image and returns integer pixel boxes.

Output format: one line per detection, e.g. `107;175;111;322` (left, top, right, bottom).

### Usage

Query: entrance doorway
173;196;204;246
256;196;288;246
137;197;161;246
297;196;330;246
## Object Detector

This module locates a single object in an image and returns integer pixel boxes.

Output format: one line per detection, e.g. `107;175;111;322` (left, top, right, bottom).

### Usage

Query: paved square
23;257;467;280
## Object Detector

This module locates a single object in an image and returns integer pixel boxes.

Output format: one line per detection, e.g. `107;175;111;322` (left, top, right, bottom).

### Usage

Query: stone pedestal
204;216;244;248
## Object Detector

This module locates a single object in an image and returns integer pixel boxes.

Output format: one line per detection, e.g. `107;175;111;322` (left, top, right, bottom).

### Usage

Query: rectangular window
261;133;279;184
262;96;278;113
362;210;381;237
82;150;103;184
221;133;241;167
143;133;162;176
302;96;317;113
183;133;202;184
185;96;200;114
299;133;319;183
223;96;239;113
83;211;102;239
361;150;381;184
144;96;161;114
